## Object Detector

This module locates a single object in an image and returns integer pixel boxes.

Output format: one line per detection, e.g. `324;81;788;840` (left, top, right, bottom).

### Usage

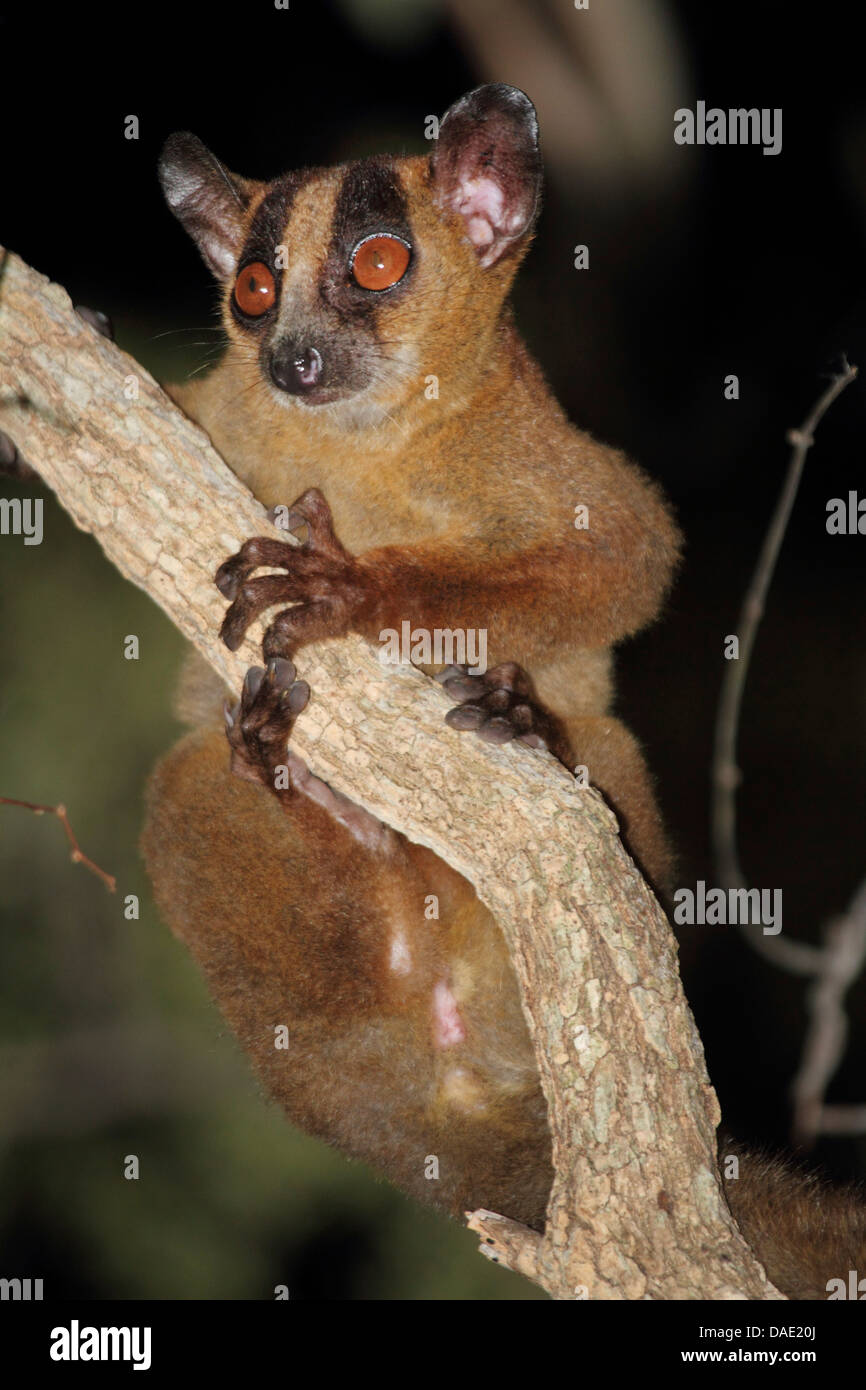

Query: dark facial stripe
322;157;414;321
230;170;312;329
241;169;311;266
330;156;412;250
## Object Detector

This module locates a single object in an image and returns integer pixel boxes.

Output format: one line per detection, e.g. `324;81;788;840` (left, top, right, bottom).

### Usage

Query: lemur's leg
141;662;553;1230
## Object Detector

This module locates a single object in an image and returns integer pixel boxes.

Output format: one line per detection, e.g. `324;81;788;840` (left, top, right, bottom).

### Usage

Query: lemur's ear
431;84;541;269
158;133;260;280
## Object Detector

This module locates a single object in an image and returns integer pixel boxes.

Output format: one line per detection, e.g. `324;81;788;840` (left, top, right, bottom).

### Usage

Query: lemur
141;85;866;1300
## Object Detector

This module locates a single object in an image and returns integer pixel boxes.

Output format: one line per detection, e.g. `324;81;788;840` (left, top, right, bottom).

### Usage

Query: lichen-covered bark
0;247;783;1298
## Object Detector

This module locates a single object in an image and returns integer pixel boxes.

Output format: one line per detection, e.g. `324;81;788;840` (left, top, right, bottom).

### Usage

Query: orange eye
351;234;410;291
234;262;276;316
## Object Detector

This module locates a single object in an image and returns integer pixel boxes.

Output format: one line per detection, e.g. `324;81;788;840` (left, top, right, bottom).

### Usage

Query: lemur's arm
216;485;678;664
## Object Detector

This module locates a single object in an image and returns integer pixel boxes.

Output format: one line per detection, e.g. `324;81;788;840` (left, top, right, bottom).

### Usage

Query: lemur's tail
721;1140;866;1299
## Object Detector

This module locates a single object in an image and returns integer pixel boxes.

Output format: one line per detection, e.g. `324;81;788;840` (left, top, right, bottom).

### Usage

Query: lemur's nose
269;345;323;395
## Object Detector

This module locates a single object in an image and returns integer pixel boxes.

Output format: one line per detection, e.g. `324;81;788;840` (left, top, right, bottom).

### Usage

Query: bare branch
712;358;858;972
0;796;117;892
792;876;866;1145
0;246;782;1299
710;358;866;1144
466;1209;543;1282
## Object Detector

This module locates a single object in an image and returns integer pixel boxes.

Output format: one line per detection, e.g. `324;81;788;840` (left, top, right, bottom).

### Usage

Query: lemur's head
159;85;541;427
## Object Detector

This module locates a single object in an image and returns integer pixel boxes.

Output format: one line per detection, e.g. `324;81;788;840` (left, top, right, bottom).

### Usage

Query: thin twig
1;796;116;892
791;876;866;1146
710;359;866;1144
711;358;858;974
816;1105;866;1135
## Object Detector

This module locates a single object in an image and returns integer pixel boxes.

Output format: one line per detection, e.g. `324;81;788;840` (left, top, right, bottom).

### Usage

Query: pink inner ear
456;174;505;250
450;172;530;268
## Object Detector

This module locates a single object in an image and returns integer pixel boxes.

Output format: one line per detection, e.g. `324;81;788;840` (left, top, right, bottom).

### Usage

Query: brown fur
722;1143;866;1299
141;87;866;1299
143;723;554;1228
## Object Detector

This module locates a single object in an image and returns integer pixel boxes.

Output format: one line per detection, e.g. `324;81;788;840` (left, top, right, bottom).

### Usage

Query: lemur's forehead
240;157;415;268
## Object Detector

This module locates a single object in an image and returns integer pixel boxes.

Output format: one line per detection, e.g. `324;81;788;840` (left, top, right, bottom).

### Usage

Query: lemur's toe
442;672;486;703
476;717;516;745
445;703;486;731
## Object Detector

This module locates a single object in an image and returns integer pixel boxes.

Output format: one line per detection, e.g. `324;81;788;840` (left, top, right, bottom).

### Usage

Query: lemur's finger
215;536;299;598
220;576;302;650
262;600;342;660
74;305;115;341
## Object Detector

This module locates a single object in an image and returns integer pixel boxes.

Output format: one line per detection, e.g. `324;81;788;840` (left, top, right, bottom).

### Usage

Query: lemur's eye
234;262;276;316
351;234;410;291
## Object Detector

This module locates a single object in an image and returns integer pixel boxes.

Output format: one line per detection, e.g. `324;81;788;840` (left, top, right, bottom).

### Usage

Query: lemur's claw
215;560;244;602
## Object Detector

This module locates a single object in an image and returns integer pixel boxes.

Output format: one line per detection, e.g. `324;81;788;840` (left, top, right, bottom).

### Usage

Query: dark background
1;0;864;1298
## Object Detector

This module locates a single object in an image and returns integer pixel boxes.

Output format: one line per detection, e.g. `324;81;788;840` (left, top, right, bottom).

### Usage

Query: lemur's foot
224;658;310;789
216;487;366;658
438;661;574;767
225;656;397;853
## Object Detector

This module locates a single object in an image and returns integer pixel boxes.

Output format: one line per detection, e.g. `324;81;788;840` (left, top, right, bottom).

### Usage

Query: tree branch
0;796;117;891
712;358;858;973
710;358;866;1143
0;245;782;1299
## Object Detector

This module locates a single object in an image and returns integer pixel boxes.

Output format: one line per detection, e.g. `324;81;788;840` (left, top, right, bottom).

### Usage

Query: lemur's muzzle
269;344;323;395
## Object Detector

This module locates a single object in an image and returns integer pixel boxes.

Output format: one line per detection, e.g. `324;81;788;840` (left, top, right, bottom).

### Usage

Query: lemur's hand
216;488;367;658
437;661;575;768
